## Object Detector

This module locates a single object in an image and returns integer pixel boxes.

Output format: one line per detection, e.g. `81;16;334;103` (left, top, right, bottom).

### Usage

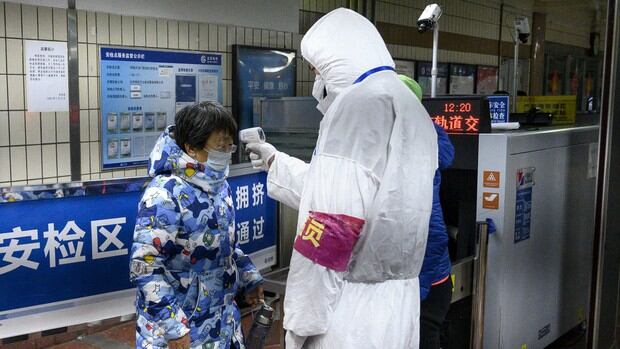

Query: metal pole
431;22;439;98
512;26;519;113
497;3;504;91
470;222;489;349
67;0;81;181
588;0;619;347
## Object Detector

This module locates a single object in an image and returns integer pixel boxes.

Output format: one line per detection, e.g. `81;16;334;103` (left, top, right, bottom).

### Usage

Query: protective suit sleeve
266;151;310;210
434;123;455;170
129;186;190;341
232;245;263;292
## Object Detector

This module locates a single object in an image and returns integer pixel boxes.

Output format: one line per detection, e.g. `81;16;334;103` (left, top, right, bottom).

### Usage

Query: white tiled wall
74;6;305;182
0;2;70;186
0;1;308;188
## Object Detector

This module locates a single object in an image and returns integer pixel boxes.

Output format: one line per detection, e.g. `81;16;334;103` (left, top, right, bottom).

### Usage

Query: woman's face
186;130;234;163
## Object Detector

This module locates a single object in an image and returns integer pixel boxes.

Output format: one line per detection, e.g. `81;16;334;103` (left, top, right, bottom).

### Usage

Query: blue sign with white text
100;47;222;170
0;192;138;312
514;167;534;243
514;187;532;243
488;95;509;123
0;172;276;313
228;172;277;256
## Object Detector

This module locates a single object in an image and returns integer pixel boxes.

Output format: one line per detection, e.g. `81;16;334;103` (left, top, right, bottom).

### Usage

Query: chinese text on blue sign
228;172;277;267
0;172;276;316
488;95;509;123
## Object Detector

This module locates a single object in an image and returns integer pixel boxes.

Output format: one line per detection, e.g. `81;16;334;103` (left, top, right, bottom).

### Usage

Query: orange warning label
483;171;500;188
482;192;500;210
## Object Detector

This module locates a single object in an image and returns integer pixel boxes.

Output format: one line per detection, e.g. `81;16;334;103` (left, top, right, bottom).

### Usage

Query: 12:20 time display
443;102;472;113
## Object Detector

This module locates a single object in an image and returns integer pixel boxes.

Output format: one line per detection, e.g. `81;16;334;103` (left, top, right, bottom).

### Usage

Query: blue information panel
0;172;276;315
100;47;223;169
488;95;510;123
514;167;535;243
233;46;296;132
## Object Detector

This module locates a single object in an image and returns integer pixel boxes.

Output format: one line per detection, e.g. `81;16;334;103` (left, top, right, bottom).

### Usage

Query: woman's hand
245;285;264;307
168;334;191;349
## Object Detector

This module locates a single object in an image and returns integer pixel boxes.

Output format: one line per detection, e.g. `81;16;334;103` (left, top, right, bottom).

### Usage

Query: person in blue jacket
399;75;455;349
130;102;264;349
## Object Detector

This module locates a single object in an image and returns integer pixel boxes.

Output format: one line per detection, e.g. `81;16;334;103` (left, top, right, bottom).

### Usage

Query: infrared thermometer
239;127;266;144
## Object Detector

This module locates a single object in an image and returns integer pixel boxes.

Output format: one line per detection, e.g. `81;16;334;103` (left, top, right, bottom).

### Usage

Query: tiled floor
44;317;617;349
49;320;282;349
50;321;134;349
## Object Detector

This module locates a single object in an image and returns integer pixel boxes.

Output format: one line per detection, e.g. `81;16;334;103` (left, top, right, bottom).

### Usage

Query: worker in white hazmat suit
246;8;438;349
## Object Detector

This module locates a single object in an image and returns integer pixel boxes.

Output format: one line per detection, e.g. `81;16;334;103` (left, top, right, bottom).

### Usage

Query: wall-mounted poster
99;47;222;169
233;45;297;133
449;64;476;95
25;40;69;112
394;59;415;79
417;61;448;96
477;65;499;95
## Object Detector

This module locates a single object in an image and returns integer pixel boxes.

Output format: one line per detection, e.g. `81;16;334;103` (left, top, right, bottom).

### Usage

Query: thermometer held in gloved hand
239;127;276;171
239;127;266;144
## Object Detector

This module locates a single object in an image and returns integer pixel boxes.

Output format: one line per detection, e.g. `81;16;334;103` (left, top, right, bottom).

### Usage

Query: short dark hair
173;101;237;153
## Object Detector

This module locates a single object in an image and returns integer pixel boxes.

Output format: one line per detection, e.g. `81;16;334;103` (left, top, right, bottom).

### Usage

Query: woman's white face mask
312;74;335;114
204;148;231;172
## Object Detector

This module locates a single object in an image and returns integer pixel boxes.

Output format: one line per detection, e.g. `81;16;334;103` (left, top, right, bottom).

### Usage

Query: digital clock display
422;96;491;134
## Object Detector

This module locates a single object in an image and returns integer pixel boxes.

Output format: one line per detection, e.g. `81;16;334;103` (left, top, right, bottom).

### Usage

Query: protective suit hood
301;8;394;96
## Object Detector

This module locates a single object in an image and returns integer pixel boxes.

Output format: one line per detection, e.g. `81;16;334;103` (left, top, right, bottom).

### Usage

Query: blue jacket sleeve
233;245;264;293
434;123;455;170
129;186;190;340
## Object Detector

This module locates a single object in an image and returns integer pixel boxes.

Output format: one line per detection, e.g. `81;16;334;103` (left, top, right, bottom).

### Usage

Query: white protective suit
267;8;438;349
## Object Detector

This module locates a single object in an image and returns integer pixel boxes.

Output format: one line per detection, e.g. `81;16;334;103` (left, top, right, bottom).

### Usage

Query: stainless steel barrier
450;256;473;304
470;221;490;349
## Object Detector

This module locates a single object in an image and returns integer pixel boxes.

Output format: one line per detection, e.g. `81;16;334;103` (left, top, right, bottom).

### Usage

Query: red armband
293;211;364;272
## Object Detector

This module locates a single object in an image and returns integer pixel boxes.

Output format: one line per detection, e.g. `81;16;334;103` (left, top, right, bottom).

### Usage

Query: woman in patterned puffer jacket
130;102;263;349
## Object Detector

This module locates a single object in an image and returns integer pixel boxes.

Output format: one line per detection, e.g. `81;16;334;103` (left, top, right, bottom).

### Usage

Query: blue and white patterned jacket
130;126;263;349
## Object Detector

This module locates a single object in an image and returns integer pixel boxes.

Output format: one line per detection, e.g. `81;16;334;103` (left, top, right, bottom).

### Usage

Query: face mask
312;75;335;114
205;149;231;172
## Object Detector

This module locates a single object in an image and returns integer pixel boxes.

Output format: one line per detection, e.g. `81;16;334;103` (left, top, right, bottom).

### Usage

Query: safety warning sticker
483;170;501;188
482;192;500;210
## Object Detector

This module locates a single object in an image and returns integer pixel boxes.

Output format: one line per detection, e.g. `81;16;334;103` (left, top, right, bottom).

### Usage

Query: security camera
417;4;442;33
514;17;530;44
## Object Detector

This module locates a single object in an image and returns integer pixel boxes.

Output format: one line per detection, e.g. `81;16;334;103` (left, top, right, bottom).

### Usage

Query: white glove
245;142;277;171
